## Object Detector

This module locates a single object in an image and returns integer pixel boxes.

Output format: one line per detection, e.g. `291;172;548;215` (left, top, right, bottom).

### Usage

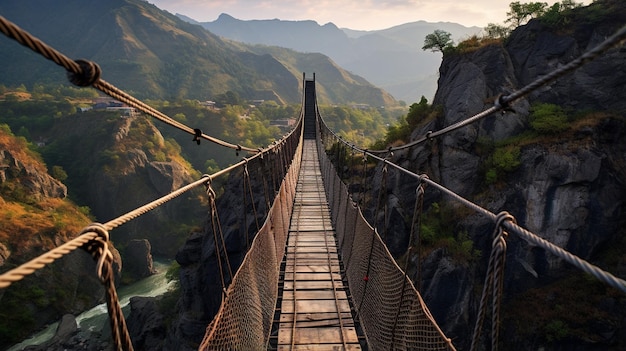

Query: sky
148;0;592;30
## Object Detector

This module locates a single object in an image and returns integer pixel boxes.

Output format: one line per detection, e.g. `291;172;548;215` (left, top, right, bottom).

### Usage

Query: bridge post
303;73;317;139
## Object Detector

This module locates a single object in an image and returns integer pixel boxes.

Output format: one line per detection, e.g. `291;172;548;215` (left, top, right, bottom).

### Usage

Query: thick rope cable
320;118;626;295
206;181;228;294
0;143;277;287
470;212;513;351
81;223;133;351
392;151;626;294
0;15;259;153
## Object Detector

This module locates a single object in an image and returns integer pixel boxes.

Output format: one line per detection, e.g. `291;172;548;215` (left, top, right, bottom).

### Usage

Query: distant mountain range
0;0;394;106
187;13;481;103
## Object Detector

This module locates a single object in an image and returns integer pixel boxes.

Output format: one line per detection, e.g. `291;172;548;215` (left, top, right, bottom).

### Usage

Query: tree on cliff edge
422;30;453;54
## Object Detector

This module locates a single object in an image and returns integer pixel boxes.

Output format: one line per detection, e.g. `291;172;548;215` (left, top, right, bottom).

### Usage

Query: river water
8;259;174;351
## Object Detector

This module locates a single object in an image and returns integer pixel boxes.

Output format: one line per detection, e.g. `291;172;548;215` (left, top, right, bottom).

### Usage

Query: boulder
127;297;166;350
124;239;156;280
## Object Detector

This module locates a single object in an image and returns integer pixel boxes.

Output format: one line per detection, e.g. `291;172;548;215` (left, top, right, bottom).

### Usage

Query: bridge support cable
470;212;515;351
0;14;259;153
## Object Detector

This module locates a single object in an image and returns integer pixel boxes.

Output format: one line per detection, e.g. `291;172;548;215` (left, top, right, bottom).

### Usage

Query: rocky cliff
0;128;122;349
366;3;626;349
41;112;206;257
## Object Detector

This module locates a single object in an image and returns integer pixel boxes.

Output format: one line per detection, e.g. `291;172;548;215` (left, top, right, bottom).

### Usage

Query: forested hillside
0;0;396;106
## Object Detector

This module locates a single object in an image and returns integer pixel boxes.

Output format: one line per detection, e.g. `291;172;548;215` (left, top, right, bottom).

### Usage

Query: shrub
493;145;521;172
530;103;569;134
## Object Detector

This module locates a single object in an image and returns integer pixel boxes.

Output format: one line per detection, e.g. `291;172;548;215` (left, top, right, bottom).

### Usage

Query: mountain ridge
192;13;481;102
0;0;394;106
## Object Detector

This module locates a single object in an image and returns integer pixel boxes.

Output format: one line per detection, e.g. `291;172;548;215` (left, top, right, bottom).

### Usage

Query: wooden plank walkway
276;140;362;350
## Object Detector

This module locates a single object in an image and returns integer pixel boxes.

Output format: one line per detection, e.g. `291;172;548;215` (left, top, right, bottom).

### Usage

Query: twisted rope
79;222;134;351
470;212;514;351
0;15;259;153
206;179;233;294
319;110;626;296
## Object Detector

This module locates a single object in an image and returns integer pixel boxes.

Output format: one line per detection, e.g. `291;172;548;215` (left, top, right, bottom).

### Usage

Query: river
8;259;174;351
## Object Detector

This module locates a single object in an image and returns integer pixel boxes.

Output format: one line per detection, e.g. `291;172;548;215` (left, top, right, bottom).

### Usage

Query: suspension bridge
1;13;626;351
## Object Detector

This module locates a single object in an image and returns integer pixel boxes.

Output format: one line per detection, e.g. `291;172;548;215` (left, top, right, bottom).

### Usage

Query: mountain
0;0;393;106
195;13;481;103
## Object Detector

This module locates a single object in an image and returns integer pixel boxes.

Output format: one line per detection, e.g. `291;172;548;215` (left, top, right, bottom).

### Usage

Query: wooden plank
287;247;337;254
284;272;342;281
277;345;361;351
284;265;339;273
283;280;343;290
286;258;339;264
278;317;354;328
289;231;334;236
287;242;334;248
281;299;352;314
277;326;360;345
282;290;348;300
284;252;339;260
279;312;353;324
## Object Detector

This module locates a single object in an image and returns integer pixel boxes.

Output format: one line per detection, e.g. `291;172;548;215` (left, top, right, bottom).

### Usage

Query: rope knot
193;128;202;145
79;222;113;283
425;131;433;141
242;157;250;174
493;211;516;242
494;94;516;114
236;144;242;156
67;59;101;87
204;176;217;203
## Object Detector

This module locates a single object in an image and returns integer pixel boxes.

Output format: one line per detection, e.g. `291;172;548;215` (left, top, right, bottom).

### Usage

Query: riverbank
8;259;173;351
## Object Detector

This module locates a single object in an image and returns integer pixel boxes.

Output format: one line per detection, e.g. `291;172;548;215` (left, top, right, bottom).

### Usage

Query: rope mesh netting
198;132;302;350
318;137;455;351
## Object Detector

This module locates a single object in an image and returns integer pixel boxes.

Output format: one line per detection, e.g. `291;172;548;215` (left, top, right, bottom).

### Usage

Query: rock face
125;239;156;280
127;297;166;350
364;5;626;350
0;148;67;200
165;157;273;350
88;119;198;256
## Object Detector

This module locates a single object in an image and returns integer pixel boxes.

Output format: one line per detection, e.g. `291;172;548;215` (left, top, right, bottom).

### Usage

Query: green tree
422;30;453;53
215;91;243;107
484;23;511;39
406;96;430;128
540;0;583;26
506;1;549;27
51;165;68;182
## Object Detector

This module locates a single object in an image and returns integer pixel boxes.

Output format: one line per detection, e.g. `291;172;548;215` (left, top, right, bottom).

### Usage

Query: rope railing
317;120;455;350
363;23;626;154
0;14;259;153
318;111;626;350
0;108;303;348
197;115;304;350
321;119;626;294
